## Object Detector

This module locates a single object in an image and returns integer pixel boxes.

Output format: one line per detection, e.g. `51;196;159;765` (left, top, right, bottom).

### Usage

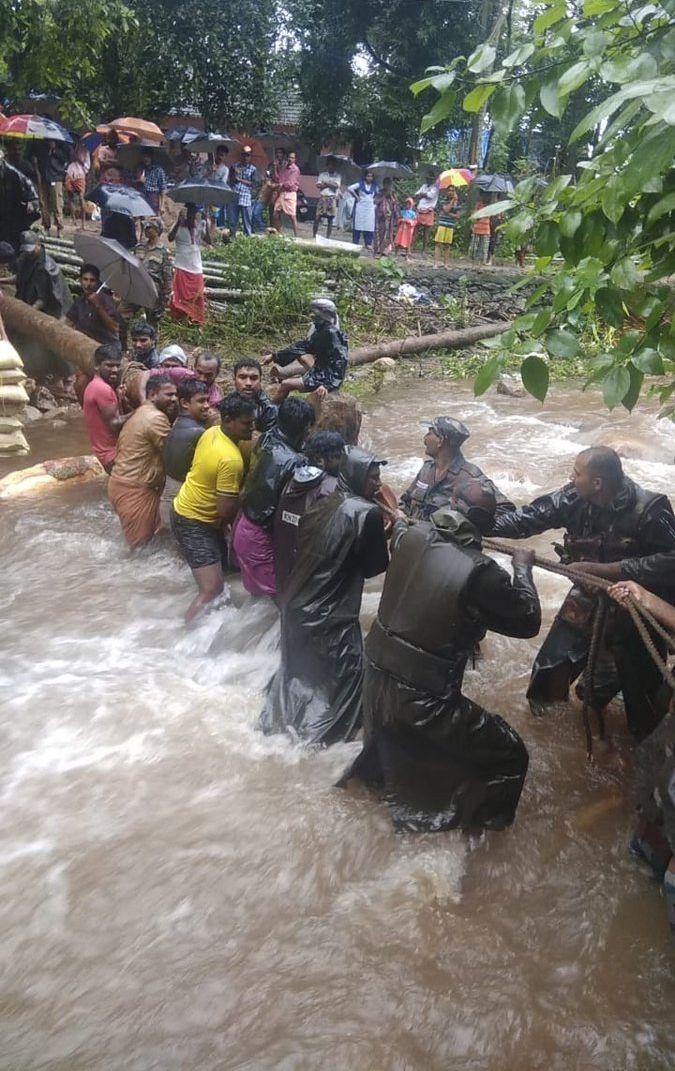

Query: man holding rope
490;446;675;741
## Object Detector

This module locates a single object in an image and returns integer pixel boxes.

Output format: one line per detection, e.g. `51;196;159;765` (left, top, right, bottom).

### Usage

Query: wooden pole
276;321;512;378
0;293;98;375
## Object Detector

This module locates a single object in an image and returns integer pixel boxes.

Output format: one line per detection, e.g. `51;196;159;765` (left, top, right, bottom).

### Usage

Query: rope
581;596;608;759
482;537;675;693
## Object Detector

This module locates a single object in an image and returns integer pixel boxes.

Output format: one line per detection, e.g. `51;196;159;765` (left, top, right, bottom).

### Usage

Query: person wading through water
339;480;541;833
170;392;255;624
233;396;315;598
491;446;675;741
108;373;178;549
400;416;515;522
271;430;346;597
260;446;389;746
159;378;211;526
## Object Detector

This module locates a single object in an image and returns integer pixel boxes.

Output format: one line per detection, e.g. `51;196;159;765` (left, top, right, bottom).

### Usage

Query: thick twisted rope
483;537;675;695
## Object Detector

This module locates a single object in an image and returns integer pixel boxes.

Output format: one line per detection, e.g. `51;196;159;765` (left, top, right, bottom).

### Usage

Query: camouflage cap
425;417;470;444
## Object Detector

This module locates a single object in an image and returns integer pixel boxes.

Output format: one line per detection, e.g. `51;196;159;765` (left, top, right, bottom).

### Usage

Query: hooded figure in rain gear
266;297;349;402
260;445;389;746
340;480;541;833
233;396;316;597
15;230;72;318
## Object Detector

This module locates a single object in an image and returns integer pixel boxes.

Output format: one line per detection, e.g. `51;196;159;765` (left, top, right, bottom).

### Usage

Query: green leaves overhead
411;0;675;412
521;355;550;402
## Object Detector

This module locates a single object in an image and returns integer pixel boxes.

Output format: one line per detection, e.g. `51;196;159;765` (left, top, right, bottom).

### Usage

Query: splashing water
1;381;674;1069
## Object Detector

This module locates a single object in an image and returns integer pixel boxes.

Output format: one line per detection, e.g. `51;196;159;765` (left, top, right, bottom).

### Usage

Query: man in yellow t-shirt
171;392;255;623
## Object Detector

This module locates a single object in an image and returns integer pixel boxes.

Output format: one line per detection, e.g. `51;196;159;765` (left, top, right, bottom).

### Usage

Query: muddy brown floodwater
1;379;674;1071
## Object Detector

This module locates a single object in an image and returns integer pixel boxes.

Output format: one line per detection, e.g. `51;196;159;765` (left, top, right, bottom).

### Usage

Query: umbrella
475;173;514;194
365;161;414;180
109;117;164;142
184;132;240;153
0;114;73;143
73;233;158;307
166;126;202;143
316;154;361;183
88;184;156;218
438;168;473;189
254;131;297;156
117;142;173;172
168;176;236;206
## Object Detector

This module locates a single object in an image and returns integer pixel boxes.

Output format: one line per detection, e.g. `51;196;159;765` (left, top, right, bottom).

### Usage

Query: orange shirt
472;206;491;236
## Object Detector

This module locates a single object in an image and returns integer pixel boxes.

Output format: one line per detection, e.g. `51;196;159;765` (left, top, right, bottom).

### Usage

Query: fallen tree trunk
1;293;98;375
277;321;512;379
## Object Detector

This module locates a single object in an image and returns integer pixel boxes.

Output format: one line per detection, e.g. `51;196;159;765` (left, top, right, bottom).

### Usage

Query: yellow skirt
435;225;454;245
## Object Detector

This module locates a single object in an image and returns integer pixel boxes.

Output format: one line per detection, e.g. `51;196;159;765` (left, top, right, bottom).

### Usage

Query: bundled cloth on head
260;447;389;746
340;484;542;833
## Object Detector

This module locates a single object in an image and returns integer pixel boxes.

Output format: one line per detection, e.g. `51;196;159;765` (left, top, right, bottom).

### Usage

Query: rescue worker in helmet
260;445;388;746
491;446;675;741
340;477;541;833
263;297;348;402
400;416;515;523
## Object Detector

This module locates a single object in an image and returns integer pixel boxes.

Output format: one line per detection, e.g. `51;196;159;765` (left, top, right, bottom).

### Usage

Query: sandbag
0;415;22;433
0;383;30;414
0;369;27;386
0;429;29;455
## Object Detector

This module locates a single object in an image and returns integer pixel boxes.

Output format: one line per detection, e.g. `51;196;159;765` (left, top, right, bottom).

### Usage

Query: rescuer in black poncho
265;297;349;402
339;479;541;833
400;416;515;523
260;445;389;746
232;396;316;597
490;446;675;741
272;430;346;597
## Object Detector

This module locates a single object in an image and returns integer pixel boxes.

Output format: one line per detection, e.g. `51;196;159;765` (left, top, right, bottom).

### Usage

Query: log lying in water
1;293;98;375
277;321;512;379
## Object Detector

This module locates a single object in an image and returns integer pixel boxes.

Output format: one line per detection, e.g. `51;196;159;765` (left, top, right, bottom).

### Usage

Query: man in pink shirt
82;344;129;473
273;151;301;237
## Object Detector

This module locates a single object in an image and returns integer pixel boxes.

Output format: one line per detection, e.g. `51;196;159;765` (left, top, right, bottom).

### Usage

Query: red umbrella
0;114;73;143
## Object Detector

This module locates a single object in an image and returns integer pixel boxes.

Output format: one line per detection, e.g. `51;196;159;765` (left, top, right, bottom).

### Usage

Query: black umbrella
366;161;414;180
168;176;236;206
74;233;158;307
316;154;361;183
117;142;173;173
88;184;156;218
184;132;240;154
475;173;515;195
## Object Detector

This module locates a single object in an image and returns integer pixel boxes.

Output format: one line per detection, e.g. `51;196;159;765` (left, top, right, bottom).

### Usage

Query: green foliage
0;0;278;129
413;0;675;413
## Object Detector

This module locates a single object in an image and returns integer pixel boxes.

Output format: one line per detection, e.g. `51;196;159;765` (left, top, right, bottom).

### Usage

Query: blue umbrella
88;184;156;218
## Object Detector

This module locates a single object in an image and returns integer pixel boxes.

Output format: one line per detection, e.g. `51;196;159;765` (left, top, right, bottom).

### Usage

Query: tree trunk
277;321;511;378
1;293;98;375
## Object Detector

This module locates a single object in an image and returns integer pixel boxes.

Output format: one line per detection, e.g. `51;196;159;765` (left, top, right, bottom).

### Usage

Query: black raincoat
15;247;72;318
0;161;38;251
400;449;515;523
272;467;339;597
241;426;304;528
260;448;389;745
238;389;277;434
274;320;348;392
341;516;541;832
491;478;675;739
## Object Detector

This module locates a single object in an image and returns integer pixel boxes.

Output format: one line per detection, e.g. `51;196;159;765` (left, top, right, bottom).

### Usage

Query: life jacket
559;478;669;563
366;521;491;700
